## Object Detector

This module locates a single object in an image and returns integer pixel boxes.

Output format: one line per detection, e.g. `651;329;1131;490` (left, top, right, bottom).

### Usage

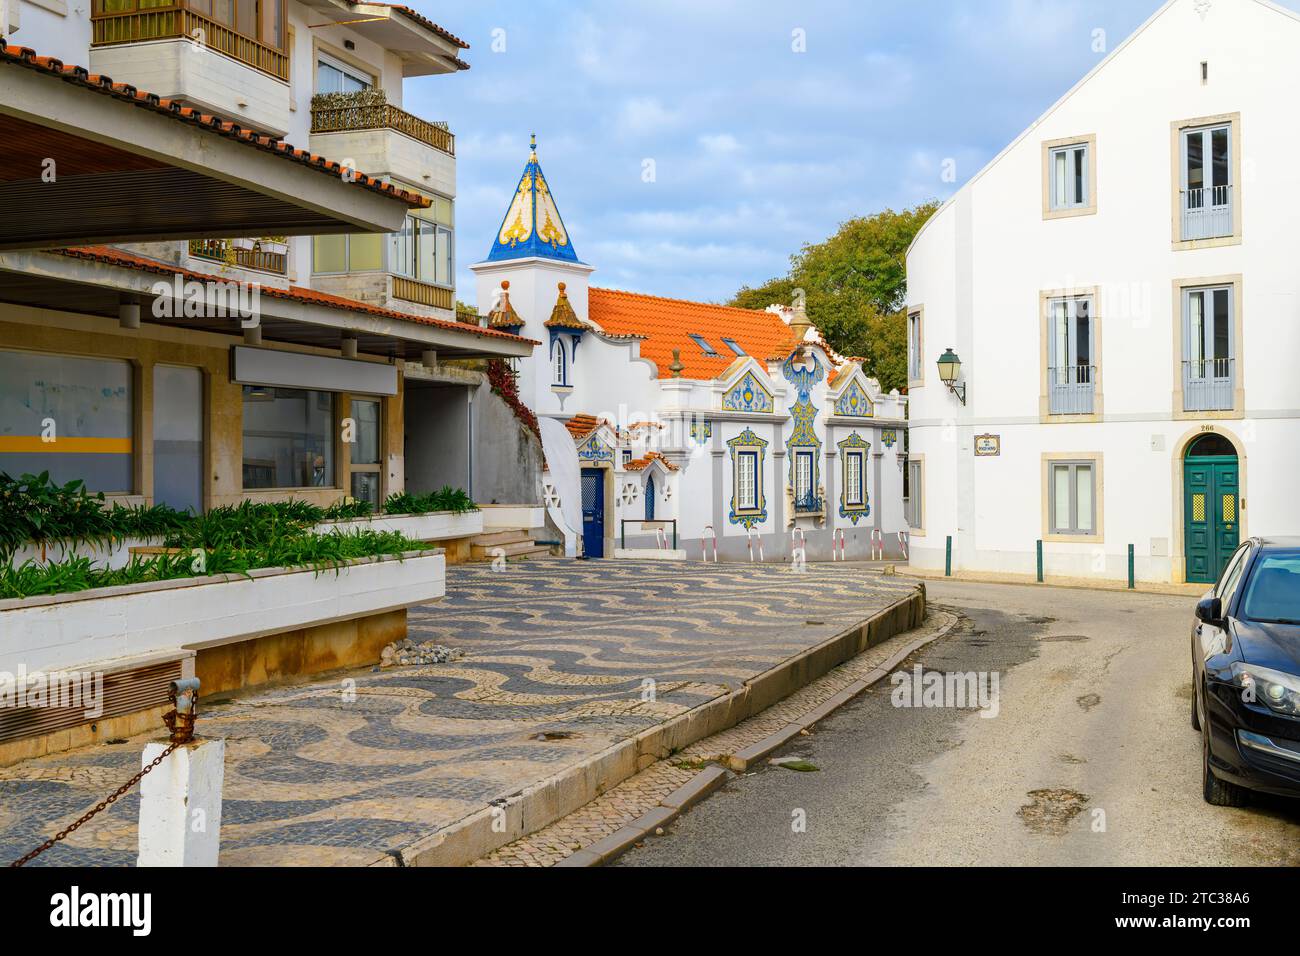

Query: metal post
1037;540;1044;584
1129;544;1136;590
945;536;953;577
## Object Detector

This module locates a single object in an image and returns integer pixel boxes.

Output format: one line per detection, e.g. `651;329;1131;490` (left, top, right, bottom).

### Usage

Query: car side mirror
1196;596;1223;626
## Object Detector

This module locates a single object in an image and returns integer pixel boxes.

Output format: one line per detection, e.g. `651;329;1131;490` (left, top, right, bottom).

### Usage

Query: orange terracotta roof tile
545;282;587;330
53;246;538;346
564;414;601;439
487;280;524;329
625;451;679;473
0;41;429;209
588;287;794;380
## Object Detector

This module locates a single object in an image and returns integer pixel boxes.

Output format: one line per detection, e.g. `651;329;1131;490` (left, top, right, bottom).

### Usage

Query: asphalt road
616;579;1300;867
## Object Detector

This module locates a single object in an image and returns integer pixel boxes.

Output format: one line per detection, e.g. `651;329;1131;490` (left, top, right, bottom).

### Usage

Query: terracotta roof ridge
590;285;779;318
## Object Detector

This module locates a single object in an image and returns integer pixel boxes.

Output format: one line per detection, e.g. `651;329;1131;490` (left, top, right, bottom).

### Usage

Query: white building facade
906;0;1300;586
472;143;910;563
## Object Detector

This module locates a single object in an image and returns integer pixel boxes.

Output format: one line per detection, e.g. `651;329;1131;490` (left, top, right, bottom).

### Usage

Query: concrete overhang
298;0;469;76
0;44;428;251
0;249;537;363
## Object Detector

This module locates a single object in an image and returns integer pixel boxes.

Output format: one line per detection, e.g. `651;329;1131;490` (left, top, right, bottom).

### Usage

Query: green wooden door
1184;456;1240;584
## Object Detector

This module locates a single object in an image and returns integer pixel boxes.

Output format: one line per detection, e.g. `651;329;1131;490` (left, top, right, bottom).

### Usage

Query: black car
1192;536;1300;806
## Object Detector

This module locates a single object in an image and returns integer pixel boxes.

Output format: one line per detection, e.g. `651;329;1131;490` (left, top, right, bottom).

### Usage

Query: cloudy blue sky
401;0;1292;308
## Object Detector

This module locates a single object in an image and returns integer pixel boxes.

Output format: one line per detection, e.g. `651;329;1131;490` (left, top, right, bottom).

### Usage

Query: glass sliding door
153;365;204;513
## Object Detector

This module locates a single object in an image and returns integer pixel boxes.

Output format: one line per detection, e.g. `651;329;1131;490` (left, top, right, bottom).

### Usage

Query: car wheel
1191;667;1201;732
1201;708;1250;807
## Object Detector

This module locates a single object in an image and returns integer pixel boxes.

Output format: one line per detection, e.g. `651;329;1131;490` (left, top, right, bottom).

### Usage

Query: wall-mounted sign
975;434;1001;458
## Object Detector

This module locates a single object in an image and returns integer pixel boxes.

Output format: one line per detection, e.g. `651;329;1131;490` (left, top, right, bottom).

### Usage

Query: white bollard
137;738;225;867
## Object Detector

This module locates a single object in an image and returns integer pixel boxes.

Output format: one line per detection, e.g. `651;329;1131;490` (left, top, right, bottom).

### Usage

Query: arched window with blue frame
551;338;569;386
645;474;656;520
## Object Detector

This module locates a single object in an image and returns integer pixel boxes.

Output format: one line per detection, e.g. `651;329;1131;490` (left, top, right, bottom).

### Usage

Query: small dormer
544;282;587;392
487;280;525;336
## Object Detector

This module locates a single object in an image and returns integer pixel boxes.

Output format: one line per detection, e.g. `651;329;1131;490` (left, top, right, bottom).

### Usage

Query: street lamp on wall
937;348;967;406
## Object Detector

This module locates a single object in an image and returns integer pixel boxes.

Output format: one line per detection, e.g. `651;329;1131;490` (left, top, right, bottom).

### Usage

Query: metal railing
1182;184;1233;241
188;238;287;275
392;276;454;311
91;8;290;81
1047;364;1096;415
1183;357;1235;412
793;492;823;515
311;92;455;157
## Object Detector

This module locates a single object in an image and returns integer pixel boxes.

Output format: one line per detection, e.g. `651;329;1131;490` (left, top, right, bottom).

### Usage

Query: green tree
730;201;939;393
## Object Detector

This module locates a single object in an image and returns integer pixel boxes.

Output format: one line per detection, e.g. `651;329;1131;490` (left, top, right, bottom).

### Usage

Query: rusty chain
9;685;197;868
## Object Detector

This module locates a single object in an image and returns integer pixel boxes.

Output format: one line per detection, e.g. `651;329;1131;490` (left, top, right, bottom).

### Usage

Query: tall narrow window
645;475;656;521
845;451;864;507
1181;123;1232;241
738;451;758;511
552;339;569;387
1049;461;1096;536
907;310;923;383
794;450;815;510
906;459;923;530
1046;294;1095;416
1182;285;1235;412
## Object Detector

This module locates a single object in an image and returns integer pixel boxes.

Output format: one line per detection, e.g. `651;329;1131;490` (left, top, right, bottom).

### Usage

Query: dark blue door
581;468;605;558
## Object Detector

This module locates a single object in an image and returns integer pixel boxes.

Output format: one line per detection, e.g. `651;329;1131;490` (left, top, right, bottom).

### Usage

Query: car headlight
1232;663;1300;717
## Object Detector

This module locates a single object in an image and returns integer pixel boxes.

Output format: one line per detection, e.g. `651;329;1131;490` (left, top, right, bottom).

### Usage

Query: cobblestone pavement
0;560;916;866
475;608;957;866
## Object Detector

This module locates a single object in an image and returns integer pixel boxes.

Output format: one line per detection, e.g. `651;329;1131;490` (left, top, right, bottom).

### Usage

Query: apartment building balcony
1183;358;1235;412
310;91;455;198
311;270;454;320
188;237;288;276
1048;364;1096;416
1181;185;1233;242
89;0;291;136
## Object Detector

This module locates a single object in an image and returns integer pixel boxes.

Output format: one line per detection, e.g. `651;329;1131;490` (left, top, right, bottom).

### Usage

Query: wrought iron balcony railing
311;91;455;157
794;492;823;515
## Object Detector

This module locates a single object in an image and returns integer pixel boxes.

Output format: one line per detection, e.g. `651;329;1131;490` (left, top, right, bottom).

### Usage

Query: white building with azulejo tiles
470;139;910;562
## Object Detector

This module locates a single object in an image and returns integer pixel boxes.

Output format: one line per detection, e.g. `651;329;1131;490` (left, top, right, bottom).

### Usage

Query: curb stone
563;611;961;867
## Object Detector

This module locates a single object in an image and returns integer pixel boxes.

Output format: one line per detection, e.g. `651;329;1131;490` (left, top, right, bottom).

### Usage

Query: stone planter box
7;536;165;571
0;550;445;675
479;504;545;531
314;510;483;541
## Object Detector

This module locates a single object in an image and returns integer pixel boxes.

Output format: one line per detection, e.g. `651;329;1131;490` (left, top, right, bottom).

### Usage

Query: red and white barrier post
898;531;910;561
701;526;718;563
870;529;885;561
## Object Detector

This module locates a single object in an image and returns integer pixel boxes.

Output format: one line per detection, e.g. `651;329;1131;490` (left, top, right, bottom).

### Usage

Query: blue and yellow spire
485;135;581;264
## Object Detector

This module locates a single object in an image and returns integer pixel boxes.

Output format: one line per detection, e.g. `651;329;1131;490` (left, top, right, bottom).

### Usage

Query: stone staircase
469;529;553;563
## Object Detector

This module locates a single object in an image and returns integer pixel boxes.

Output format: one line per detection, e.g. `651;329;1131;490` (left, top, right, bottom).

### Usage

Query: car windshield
1239;552;1300;624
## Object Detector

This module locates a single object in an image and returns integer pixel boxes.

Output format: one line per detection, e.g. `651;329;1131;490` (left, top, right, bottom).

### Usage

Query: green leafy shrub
383;487;477;516
0;471;192;562
0;530;424;600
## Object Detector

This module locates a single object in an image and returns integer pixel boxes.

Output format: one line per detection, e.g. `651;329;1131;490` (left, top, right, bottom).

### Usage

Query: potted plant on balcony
255;236;289;256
